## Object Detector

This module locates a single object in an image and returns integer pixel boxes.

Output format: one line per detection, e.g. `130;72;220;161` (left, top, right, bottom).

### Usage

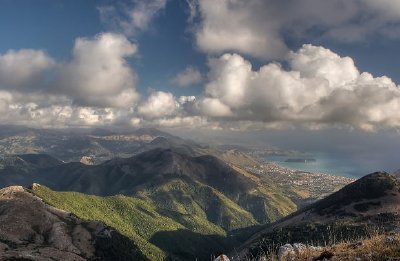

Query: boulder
278;244;295;261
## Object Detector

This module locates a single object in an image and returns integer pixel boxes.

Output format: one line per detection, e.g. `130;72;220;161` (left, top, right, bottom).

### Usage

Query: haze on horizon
1;0;400;174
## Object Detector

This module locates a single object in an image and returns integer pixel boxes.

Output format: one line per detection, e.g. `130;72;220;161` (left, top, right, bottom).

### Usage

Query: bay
265;152;370;178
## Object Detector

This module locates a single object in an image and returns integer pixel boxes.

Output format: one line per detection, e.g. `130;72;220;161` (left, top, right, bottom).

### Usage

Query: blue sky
0;0;400;132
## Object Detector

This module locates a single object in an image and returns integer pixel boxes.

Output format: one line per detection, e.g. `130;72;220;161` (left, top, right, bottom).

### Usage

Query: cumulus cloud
0;33;141;128
99;0;167;36
194;0;287;59
195;44;400;131
0;49;54;90
0;90;118;127
58;33;139;107
137;91;180;119
172;66;202;87
191;0;400;59
0;33;139;109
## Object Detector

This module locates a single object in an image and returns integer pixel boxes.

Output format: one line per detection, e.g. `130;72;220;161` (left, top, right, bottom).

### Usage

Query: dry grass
251;233;400;261
326;233;400;261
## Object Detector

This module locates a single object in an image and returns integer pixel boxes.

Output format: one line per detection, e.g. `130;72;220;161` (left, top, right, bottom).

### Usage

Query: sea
265;152;373;179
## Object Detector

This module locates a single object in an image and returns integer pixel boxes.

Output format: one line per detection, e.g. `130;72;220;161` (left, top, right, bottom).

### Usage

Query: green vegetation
33;184;247;260
137;178;258;231
34;185;173;260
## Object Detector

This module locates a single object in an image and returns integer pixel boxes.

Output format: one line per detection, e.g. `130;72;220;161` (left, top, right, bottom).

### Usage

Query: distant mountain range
0;126;191;163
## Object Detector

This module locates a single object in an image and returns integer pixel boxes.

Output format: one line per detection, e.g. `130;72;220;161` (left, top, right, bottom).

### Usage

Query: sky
1;0;400;172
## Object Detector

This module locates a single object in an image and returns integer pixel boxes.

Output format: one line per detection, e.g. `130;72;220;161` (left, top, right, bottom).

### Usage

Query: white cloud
0;33;141;128
58;33;139;108
99;0;167;36
186;0;198;22
137;91;180;119
289;45;359;88
179;95;196;104
0;49;54;90
172;66;202;87
194;0;287;59
0;91;118;127
191;0;400;59
196;44;400;131
125;0;167;34
197;98;232;117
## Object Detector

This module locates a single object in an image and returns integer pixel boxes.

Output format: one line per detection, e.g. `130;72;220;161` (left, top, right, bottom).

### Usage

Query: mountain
0;148;297;227
0;185;148;260
0;125;267;167
0;126;192;163
32;184;237;260
0;148;299;259
236;172;400;259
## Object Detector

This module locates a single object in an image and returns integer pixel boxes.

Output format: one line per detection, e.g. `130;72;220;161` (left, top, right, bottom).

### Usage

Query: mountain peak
311;172;398;214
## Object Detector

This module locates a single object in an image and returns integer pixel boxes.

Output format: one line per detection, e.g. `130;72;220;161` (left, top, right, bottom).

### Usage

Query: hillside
0;185;148;260
0;148;297;228
32;184;240;260
236;172;400;260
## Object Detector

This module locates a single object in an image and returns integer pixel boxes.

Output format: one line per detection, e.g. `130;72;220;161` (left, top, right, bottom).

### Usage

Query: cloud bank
193;45;400;131
0;33;140;127
0;40;400;131
190;0;400;59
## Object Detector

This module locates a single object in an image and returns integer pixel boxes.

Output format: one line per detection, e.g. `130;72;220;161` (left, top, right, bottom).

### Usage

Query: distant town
245;161;354;201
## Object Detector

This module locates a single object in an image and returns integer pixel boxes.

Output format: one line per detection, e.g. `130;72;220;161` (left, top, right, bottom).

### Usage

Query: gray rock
384;236;398;244
278;244;295;261
309;246;323;252
293;243;307;254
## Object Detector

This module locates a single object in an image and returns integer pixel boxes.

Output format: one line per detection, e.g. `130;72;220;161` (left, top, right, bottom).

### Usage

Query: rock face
0;185;148;260
80;156;94;165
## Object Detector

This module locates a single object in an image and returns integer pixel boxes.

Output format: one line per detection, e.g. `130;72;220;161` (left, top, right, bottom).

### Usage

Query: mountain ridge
236;172;400;259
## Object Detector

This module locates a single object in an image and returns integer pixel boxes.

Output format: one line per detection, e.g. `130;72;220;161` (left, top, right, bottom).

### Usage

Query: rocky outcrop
80;156;94;165
214;254;230;261
0;185;148;260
